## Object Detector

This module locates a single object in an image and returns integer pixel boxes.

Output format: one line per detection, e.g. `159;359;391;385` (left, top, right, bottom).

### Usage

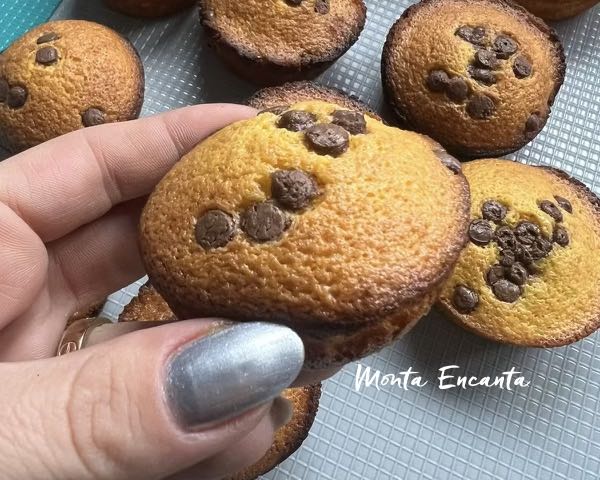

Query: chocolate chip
305;123;349;156
446;77;469;103
37;32;60;44
452;285;479;313
455;26;486;46
426;70;450;92
332;110;366;135
35;46;58;65
506;262;528;285
435;148;461;174
482;200;507;223
278;110;317;132
468;66;497;86
286;0;303;5
495;226;517;250
271;169;320;211
195;210;236;249
500;250;516;267
515;244;534;264
82;108;106;127
493;35;518;59
240;201;291;242
526;236;553;261
539;200;563;222
258;105;289;116
314;0;329;14
0;78;8;102
466;94;495;119
525;113;543;137
515;221;540;245
553;225;570;247
475;49;500;69
492;279;521;303
554;196;572;214
487;265;506;286
6;86;27;108
469;219;493;246
513;56;532;79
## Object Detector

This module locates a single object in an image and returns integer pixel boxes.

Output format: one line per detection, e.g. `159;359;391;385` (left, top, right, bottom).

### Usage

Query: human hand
0;105;306;480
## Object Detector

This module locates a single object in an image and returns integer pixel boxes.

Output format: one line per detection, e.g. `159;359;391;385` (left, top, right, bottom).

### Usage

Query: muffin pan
11;0;600;478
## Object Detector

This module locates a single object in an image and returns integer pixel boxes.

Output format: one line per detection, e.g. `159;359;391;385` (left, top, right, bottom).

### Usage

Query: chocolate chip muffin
199;0;366;85
118;285;321;480
248;81;380;120
514;0;599;20
439;160;600;347
0;20;144;152
105;0;195;17
119;283;177;323
382;0;565;159
139;100;470;368
227;385;320;480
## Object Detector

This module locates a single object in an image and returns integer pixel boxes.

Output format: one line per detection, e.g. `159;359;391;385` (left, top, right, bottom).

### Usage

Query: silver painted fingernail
165;322;304;429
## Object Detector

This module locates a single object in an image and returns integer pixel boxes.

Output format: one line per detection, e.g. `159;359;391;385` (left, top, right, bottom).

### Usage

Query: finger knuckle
65;353;145;478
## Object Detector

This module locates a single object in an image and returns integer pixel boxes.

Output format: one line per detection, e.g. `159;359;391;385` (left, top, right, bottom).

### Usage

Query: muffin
227;385;320;480
118;285;321;480
439;160;600;347
0;20;144;152
66;300;106;327
119;283;177;323
382;0;566;159
199;0;366;85
104;0;195;17
248;81;380;120
139;100;471;368
514;0;599;20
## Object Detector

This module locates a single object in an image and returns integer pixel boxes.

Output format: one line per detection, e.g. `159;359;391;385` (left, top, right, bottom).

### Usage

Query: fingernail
270;395;294;430
165;322;304;429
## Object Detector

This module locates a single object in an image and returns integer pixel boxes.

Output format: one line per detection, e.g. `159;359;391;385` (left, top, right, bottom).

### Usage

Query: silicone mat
0;0;61;51
24;0;600;478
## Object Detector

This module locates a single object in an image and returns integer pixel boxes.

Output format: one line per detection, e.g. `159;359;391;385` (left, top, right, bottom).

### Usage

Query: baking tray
13;0;600;478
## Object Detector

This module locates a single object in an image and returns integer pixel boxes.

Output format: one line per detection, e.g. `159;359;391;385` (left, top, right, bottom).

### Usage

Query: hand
0;105;306;480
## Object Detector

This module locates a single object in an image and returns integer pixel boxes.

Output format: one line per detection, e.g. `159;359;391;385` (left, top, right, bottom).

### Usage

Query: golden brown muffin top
0;20;144;152
514;0;599;21
140;100;470;332
439;160;600;346
248;81;380;120
226;385;321;480
199;0;366;67
382;0;565;158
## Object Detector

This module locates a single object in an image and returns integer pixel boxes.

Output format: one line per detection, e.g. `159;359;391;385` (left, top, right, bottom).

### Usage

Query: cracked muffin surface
199;0;366;85
439;159;600;347
140;100;470;368
247;80;380;120
382;0;565;159
0;20;144;152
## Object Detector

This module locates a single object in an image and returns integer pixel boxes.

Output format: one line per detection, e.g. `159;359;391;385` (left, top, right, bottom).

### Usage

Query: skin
0;104;334;480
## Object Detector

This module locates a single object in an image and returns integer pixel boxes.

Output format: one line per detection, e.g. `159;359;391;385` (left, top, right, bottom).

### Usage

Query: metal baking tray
27;0;600;478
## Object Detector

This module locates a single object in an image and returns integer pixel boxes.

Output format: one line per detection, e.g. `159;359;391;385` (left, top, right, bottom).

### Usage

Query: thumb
0;321;304;480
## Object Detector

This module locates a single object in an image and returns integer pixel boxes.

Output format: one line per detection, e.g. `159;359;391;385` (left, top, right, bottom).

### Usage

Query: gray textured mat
43;1;600;479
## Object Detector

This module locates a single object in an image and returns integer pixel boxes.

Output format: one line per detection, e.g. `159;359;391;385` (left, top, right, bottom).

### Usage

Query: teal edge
0;0;62;51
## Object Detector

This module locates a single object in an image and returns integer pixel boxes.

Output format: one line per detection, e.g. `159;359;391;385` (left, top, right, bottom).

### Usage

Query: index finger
0;104;256;242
